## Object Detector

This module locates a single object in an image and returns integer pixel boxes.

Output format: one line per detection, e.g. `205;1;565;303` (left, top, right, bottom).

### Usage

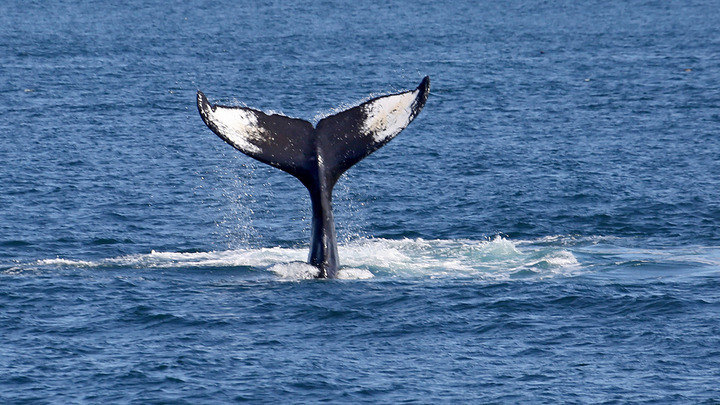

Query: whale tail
197;77;430;277
197;77;430;188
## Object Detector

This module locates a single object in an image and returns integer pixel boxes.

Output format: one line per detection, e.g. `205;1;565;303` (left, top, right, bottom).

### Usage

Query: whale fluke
197;77;430;278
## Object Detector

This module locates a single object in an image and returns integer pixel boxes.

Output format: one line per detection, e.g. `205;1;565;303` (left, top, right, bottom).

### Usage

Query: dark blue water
2;0;720;402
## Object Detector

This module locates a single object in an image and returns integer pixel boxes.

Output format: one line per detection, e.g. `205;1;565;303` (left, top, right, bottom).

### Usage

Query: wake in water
12;237;580;281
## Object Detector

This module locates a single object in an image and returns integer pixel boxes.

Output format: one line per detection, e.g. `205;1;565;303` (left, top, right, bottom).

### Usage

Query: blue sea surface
2;0;720;402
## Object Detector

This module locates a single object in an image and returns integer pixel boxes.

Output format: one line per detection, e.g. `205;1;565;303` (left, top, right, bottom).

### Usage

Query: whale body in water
197;77;430;278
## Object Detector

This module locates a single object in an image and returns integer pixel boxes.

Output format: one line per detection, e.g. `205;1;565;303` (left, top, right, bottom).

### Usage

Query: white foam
269;263;374;281
337;236;577;279
19;237;580;281
268;262;320;280
337;268;374;280
526;250;580;268
37;258;94;267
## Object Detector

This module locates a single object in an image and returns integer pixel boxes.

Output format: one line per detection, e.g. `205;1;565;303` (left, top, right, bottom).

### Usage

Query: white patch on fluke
199;95;264;154
361;89;418;143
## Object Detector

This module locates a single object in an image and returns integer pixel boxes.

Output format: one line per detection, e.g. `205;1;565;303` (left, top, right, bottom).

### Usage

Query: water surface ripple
2;0;720;402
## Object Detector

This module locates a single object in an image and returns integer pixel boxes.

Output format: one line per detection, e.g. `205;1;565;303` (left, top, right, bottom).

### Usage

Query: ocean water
2;0;720;402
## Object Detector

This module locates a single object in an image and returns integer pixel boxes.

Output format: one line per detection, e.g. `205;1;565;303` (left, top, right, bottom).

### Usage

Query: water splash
11;237;580;281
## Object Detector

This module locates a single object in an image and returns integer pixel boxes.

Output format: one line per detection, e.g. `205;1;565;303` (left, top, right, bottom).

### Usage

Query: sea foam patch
13;236;580;281
338;236;579;279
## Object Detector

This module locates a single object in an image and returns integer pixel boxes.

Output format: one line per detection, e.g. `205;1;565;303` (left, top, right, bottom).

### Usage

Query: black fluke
197;77;430;278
